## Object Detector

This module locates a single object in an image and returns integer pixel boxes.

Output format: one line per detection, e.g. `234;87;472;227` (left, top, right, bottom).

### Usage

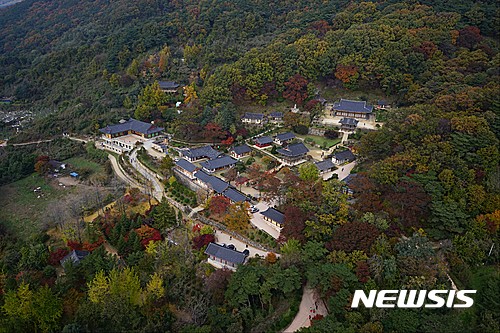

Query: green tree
159;156;174;178
127;59;139;77
298;162;319;182
151;199;177;231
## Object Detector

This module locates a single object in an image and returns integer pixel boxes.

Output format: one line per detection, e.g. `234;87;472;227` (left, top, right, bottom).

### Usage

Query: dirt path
9;139;53;146
284;286;328;332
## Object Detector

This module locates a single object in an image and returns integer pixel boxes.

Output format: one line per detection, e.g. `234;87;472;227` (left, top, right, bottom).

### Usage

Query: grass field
297;134;341;148
0;173;70;238
64;156;104;174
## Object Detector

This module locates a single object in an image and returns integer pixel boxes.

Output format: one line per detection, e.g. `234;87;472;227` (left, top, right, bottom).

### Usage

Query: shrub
293;125;308;135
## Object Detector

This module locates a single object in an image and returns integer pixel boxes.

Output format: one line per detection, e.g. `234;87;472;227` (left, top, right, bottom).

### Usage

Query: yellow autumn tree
224;202;250;232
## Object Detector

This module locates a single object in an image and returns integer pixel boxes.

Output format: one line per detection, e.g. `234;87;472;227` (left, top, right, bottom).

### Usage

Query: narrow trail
284;286;328;332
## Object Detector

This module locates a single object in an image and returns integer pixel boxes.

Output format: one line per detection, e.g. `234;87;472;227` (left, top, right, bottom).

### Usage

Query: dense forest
0;0;499;332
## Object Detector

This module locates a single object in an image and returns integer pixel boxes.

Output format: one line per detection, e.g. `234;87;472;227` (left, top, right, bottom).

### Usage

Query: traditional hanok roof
276;132;295;142
255;136;273;145
180;145;221;160
223;188;248;203
269;111;284;118
195;171;229;193
334;150;356;162
99;118;164;135
175;158;197;173
315;159;335;172
277;142;309;157
242;112;265;120
231;144;252;156
260;207;285;225
339;118;359;126
205;242;248;265
377;100;389;106
158;81;180;90
333;99;373;114
342;173;358;185
201;155;238;170
60;250;89;266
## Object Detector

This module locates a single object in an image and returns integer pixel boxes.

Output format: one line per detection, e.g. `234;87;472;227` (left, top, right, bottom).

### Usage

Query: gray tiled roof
260;207;285;225
60;250;89;266
277;142;309;157
205;242;248;264
201;155;237;170
315;159;335;172
255;136;273;145
334;150;356;162
342;173;358;185
333;99;373;114
195;171;229;193
223;188;247;203
99;118;164;135
269;112;283;118
175;159;197;173
276;132;295;142
231;144;252;156
242;112;265;120
159;81;180;89
181;145;221;160
339;118;359;126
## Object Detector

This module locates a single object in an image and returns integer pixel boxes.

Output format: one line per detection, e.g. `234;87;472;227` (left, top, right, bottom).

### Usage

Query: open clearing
0;173;69;239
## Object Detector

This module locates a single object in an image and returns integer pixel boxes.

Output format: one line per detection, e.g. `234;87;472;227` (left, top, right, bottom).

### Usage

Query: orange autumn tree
335;64;359;88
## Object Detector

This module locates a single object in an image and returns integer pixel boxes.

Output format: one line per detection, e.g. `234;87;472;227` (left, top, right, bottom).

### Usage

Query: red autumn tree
335;64;359;84
309;20;330;37
382;180;430;230
326;222;379;253
209;196;231;216
283;74;309;106
414;41;438;59
457;26;483;49
351;173;384;214
135;225;162;246
48;248;69;266
281;205;310;243
221;136;234;146
205;269;233;304
356;261;371;283
203;122;225;143
192;233;215;250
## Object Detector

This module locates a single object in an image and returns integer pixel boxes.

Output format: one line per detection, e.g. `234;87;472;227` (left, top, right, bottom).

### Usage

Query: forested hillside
0;0;499;139
0;1;499;332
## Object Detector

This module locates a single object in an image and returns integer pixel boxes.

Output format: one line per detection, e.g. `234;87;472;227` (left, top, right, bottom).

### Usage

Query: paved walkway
284;286;328;332
107;154;142;189
333;161;356;180
130;149;164;201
